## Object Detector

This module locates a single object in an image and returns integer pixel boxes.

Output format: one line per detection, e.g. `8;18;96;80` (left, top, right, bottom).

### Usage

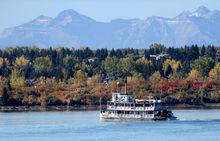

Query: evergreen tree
1;87;9;106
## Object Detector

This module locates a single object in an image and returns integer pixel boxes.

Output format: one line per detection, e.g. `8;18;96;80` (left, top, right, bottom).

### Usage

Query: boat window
125;103;131;107
135;104;143;107
145;104;153;107
116;103;123;106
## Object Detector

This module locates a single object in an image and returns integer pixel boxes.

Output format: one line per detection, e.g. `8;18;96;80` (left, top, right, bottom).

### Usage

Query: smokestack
124;77;127;94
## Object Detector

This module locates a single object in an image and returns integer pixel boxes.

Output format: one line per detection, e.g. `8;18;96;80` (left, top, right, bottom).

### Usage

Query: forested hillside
0;44;220;106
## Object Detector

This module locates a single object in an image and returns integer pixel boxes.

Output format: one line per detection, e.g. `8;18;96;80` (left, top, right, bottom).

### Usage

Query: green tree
135;59;152;79
117;58;135;78
63;55;77;80
191;56;215;76
34;56;52;76
101;57;119;79
0;58;10;77
149;44;166;54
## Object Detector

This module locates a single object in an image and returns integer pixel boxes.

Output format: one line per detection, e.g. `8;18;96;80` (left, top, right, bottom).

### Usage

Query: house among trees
87;57;97;62
150;53;170;60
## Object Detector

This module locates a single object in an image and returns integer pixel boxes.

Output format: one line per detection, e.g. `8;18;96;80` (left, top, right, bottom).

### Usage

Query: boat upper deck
107;93;166;111
110;93;162;104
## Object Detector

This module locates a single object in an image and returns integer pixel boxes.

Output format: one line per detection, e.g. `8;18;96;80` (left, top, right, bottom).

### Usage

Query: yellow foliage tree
187;69;202;80
209;63;220;79
0;58;9;67
176;91;187;103
87;75;101;87
172;61;181;73
73;70;88;87
10;69;26;87
127;73;145;98
87;75;101;94
149;71;162;83
136;59;152;65
0;76;7;85
163;59;181;74
14;56;29;70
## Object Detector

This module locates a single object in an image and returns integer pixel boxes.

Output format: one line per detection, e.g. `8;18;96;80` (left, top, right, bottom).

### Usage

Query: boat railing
107;106;155;111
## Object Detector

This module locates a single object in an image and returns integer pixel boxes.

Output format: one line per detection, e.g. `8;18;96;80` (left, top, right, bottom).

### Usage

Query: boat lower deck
100;112;168;120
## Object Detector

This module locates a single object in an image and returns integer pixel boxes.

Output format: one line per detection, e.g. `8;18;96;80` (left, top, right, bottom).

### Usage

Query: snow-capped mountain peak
191;6;211;17
22;15;52;28
0;6;219;49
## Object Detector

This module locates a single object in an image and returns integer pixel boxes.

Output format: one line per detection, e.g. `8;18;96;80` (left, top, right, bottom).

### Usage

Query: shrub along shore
1;44;220;108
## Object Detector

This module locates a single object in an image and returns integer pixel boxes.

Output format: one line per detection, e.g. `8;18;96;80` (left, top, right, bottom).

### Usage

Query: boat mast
100;80;102;112
100;95;102;112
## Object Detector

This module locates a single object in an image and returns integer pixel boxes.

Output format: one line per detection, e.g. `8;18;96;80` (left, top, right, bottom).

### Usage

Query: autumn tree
149;71;162;84
87;75;102;97
187;69;202;80
163;59;181;77
14;56;30;70
0;58;9;67
73;70;88;87
14;56;30;77
127;73;145;98
209;63;220;79
10;69;26;87
176;91;187;103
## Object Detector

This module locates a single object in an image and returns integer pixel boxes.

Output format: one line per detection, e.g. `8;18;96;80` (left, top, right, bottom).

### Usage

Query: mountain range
0;6;220;49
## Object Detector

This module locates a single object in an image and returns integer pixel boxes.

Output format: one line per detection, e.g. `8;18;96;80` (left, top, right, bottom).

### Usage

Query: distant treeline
0;44;220;106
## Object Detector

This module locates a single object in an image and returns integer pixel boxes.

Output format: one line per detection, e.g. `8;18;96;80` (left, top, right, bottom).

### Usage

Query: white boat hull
100;112;167;120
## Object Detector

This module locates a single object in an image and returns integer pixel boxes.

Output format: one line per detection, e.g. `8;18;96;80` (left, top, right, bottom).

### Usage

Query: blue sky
0;0;220;31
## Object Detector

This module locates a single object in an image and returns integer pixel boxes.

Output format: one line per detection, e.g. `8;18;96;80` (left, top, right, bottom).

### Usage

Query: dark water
0;110;220;141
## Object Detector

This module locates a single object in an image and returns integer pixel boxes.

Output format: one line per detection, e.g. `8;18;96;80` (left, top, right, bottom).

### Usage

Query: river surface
0;110;220;141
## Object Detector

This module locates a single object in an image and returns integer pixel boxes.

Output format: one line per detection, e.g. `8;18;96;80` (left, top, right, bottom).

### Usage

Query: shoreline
169;103;220;109
1;104;220;112
0;106;100;112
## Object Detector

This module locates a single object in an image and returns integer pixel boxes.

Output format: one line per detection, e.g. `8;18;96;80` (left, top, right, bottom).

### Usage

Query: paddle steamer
100;92;176;120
